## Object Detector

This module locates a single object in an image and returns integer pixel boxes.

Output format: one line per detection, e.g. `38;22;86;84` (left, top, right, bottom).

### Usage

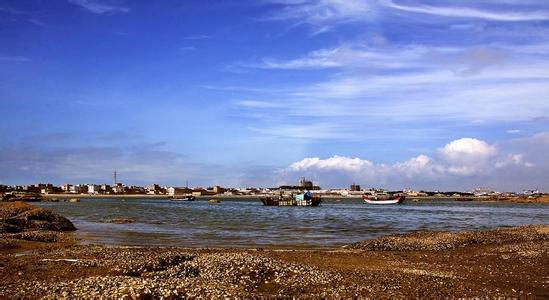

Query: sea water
37;198;549;249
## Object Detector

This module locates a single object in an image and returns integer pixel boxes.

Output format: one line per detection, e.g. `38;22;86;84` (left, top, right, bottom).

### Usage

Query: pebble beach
1;201;548;298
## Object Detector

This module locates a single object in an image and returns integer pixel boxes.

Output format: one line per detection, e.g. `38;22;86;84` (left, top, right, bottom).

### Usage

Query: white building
87;184;101;194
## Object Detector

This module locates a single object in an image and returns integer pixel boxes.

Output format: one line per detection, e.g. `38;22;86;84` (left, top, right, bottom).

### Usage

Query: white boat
362;194;404;204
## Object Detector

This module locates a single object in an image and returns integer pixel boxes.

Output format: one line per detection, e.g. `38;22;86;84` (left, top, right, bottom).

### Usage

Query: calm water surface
37;198;549;249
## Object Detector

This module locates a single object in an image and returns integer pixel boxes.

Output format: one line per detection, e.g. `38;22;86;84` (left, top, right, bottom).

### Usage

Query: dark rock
0;222;20;233
1;194;16;202
0;201;76;234
15;208;76;231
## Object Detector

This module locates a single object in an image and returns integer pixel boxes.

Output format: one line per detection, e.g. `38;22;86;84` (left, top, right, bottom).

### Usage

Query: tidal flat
1;202;548;298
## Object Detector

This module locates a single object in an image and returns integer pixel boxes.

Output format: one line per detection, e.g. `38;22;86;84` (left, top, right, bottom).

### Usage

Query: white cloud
281;134;548;191
393;154;443;178
233;68;549;140
183;34;212;40
238;41;549;124
238;100;282;108
257;44;426;70
287;138;501;179
440;138;497;162
382;0;549;22
229;40;549;142
263;0;375;34
263;0;549;35
499;131;549;170
226;24;549;141
495;153;534;168
68;0;129;14
290;155;375;172
250;43;521;74
437;138;496;176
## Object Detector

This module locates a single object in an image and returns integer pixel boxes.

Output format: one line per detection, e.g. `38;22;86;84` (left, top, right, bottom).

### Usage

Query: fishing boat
169;194;195;201
208;199;221;204
169;180;195;201
261;191;321;206
362;193;404;204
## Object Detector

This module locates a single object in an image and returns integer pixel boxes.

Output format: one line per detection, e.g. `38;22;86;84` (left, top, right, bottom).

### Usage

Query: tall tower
113;170;117;186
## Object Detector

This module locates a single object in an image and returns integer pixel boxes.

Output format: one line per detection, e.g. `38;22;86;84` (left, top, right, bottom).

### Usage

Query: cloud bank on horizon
281;133;548;191
0;0;548;191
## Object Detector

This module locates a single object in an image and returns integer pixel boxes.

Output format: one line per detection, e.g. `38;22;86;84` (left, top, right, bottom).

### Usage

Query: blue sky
1;0;548;191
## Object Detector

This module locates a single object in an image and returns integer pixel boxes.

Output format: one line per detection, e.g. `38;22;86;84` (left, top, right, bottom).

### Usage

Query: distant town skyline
1;1;548;191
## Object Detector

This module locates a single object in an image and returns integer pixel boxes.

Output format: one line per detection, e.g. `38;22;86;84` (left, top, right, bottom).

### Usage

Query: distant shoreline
39;193;549;203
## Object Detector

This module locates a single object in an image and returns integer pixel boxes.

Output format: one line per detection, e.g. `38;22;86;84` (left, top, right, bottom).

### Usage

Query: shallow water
36;198;549;248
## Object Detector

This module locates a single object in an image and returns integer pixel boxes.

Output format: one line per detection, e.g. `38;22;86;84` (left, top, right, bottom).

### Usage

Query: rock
1;194;17;202
0;201;76;234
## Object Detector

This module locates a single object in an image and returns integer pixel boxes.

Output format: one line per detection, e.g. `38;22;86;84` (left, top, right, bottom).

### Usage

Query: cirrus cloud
68;0;129;14
383;0;549;22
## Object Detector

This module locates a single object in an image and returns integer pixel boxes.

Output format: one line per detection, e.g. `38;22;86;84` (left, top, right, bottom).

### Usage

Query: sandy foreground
0;202;548;298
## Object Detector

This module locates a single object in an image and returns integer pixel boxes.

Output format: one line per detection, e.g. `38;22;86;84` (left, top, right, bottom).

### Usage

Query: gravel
347;225;549;251
0;247;344;298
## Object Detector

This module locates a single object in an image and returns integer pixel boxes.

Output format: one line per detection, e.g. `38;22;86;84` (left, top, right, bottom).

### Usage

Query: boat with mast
169;180;196;201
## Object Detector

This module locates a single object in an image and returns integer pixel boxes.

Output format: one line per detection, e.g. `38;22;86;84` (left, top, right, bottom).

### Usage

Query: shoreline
1;224;547;298
40;193;549;203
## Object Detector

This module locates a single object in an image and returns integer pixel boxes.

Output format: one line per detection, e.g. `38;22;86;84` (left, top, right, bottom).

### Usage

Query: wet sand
1;223;547;298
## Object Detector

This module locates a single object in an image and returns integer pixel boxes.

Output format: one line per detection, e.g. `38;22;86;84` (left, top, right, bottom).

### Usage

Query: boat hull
169;196;195;201
362;195;404;204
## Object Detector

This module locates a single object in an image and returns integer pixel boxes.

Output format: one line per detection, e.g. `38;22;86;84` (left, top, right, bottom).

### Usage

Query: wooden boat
261;191;321;206
169;194;195;201
362;193;404;204
208;199;221;204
